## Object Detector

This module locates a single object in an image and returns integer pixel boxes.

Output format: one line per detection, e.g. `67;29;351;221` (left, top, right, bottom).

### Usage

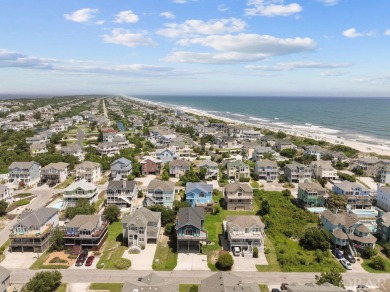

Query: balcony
177;230;207;241
64;221;108;238
10;224;54;239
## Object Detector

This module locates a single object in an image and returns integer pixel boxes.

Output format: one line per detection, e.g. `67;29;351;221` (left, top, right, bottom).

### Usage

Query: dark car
271;289;281;292
37;181;44;187
344;252;356;263
280;283;289;290
75;253;87;266
85;255;95;266
333;249;343;259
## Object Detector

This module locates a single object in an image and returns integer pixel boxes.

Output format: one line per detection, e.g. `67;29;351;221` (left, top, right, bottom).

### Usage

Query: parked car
85;255;95;266
344;252;356;263
333;249;343;259
75;255;86;267
340;259;352;270
271;289;281;292
233;247;241;256
37;181;44;186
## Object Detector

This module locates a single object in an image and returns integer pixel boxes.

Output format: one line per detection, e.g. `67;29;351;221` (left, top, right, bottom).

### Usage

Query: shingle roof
122;207;161;227
176;207;205;230
255;159;277;168
185;182;213;194
199;160;218;167
355;224;371;233
226;215;264;229
200;272;257;292
0;266;10;292
334;181;369;192
41;162;69;170
379;212;390;227
107;180;136;192
18;207;58;229
147;179;175;192
286;282;345;292
321;210;359;228
169;160;191;168
64;180;97;192
111;157;131;166
224;182;252;194
332;229;348;240
76;161;101;169
66;215;100;230
9;161;39;169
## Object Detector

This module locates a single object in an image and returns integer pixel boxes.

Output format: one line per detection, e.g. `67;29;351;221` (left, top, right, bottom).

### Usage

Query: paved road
9;269;390;287
102;99;108;118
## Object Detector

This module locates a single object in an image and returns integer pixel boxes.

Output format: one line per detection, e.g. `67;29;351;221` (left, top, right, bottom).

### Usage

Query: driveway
69;283;90;292
135;175;156;190
231;251;268;272
69;252;99;270
122;243;157;270
1;250;38;269
357;177;377;190
175;252;209;271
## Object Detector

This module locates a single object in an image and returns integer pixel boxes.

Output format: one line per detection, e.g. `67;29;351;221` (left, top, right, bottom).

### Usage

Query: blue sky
0;0;390;97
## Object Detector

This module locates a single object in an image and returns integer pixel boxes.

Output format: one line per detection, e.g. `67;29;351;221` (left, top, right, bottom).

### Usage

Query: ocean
132;96;390;146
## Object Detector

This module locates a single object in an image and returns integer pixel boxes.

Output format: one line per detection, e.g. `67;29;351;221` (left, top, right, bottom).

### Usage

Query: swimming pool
351;208;378;218
48;198;64;210
307;207;327;214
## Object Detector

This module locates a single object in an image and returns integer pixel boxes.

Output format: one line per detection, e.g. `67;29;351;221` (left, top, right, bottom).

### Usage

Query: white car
233;247;241;256
340;259;352;270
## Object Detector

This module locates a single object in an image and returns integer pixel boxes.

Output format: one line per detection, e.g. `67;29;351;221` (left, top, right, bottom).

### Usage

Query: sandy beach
124;95;390;157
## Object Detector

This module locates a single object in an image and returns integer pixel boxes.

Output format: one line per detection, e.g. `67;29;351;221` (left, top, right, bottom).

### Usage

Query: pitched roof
169;160;191;168
255;159;277;168
199;160;218;167
122;207;161;227
185;182;213;194
332;229;348;240
17;207;58;229
9;161;39;169
334;181;369;192
200;272;257;292
321;210;359;228
66;215;100;230
226;215;264;229
227;160;249;168
141;156;162;164
147;179;175;192
77;161;101;169
379;212;390;227
298;182;326;193
355;224;371;233
64;180;97;192
176;207;205;230
111;157;131;166
286;282;345;292
224;182;252;193
0;266;10;292
107;180;136;192
41;162;69;170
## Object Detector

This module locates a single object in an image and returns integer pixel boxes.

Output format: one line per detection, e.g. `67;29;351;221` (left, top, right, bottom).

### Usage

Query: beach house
298;182;327;207
40;162;69;184
224;182;253;211
169;160;191;178
310;160;338;180
106;180;137;208
29;142;48;156
63;180;98;207
8;161;41;186
61;144;85;161
377;213;390;243
356;157;390;177
175;207;207;253
0;185;13;204
110;157;132;180
254;159;278;181
141;156;162;175
200;272;258;292
284;162;311;183
333;181;372;209
376;186;390;212
97;142;120;157
198;160;219;180
304;145;326;160
156;147;178;163
274;139;297;152
122;207;161;248
75;161;102;183
381;165;390;185
227;160;250;181
145;179;175;208
185;182;213;208
251;146;276;161
9;207;59;252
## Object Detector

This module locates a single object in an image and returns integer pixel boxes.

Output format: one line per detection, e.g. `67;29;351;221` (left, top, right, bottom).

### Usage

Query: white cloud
160;11;176;19
342;28;374;38
157;18;246;38
0;49;52;69
64;8;99;23
164;34;316;64
384;29;390;36
96;20;105;25
321;70;347;76
245;0;302;17
247;61;352;71
173;0;187;3
318;0;340;6
114;10;139;23
102;29;157;48
218;4;229;12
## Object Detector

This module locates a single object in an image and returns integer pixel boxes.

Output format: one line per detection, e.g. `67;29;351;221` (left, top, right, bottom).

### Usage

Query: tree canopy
315;270;344;288
22;271;62;292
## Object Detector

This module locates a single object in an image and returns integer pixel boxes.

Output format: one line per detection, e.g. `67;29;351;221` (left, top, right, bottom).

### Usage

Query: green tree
188;285;198;292
280;148;297;158
253;247;259;258
50;228;65;251
216;253;234;270
161;170;170;181
65;199;96;219
369;257;386;271
103;205;121;223
382;243;390;258
33;111;42;120
22;270;62;292
361;247;378;259
327;194;347;210
0;200;8;216
173;201;190;212
315;270;344;288
299;227;331;251
259;200;271;216
281;189;291;197
147;205;175;226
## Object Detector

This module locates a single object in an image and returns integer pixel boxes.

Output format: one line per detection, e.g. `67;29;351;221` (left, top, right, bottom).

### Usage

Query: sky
0;0;390;97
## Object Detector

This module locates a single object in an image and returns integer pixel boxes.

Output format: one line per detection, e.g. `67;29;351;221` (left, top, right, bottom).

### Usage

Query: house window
185;227;193;236
199;192;205;198
130;224;137;231
245;228;249;234
139;227;144;234
139;238;144;242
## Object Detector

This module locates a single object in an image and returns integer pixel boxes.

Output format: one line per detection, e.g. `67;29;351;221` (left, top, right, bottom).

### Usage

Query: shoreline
123;95;390;157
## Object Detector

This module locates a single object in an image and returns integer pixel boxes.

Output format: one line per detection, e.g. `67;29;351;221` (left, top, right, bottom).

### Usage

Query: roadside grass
152;237;177;271
97;176;109;185
96;222;128;269
55;283;67;292
0;240;10;263
54;175;75;189
89;283;123;292
13;192;32;199
30;251;50;270
250;180;260;189
6;197;35;212
179;284;200;292
259;284;270;292
361;246;390;273
256;236;281;272
254;190;343;272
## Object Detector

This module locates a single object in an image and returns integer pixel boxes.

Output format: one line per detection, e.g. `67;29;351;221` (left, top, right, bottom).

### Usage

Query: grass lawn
256;236;281;272
89;283;123;292
55;283;67;292
152;238;177;271
179;284;200;292
30;251;50;270
259;284;270;292
13;192;32;199
96;222;128;269
361;246;390;273
250;180;260;189
55;175;75;189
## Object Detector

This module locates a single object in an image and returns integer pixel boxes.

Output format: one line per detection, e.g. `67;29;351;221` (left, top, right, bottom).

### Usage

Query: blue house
185;182;213;208
175;207;207;253
110;157;132;180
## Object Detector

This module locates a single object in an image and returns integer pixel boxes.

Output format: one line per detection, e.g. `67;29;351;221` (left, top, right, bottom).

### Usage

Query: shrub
382;243;390;258
216;253;234;270
114;258;131;270
49;257;68;264
239;177;250;182
264;248;270;254
164;223;175;235
361;247;377;259
282;189;291;197
23;270;62;292
369;257;386;271
188;285;198;292
253;247;258;258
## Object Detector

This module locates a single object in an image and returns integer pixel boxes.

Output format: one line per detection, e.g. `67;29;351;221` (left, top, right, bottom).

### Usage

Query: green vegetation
315;270;345;288
104;205;121;223
55;283;67;292
65;198;96;219
54;175;75;189
216;253;234;270
337;172;356;182
49;228;65;251
114;258;131;269
259;284;270;292
89;283;123;292
15;198;31;206
256;237;281;272
0;240;10;263
291;137;328;147
0;200;8;216
152;239;178;271
331;145;358;158
254;189;342;272
23;270;62;292
13;192;32;198
179;284;200;292
96;222;127;269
